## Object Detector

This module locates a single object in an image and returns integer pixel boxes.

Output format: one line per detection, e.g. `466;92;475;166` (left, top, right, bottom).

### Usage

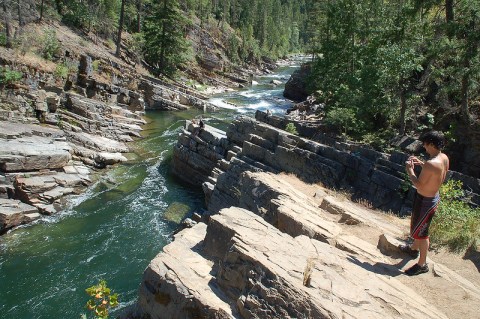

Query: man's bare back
416;153;449;197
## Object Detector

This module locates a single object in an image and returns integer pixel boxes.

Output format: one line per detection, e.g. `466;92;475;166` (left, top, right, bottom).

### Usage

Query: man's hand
408;156;424;167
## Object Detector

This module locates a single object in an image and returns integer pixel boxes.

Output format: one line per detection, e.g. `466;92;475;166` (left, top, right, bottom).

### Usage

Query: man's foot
405;263;429;276
398;244;419;258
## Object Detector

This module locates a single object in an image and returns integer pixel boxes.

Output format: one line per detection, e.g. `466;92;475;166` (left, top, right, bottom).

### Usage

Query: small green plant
106;39;115;50
285;123;298;135
430;180;480;252
40;28;60;60
0;67;23;85
92;60;100;72
55;63;69;79
54;60;78;79
0;33;7;47
81;280;119;319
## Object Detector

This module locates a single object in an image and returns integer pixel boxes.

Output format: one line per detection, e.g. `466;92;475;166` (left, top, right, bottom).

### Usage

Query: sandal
398;244;419;258
405;263;429;276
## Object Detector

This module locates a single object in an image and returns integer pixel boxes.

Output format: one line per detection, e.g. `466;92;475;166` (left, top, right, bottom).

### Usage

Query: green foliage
306;0;480;141
0;33;6;47
40;29;61;61
398;173;412;198
61;0;118;36
128;33;145;63
227;33;240;63
430;180;480;252
285;123;298;135
54;60;78;79
143;0;192;76
324;107;356;135
92;60;100;72
54;63;69;79
0;67;23;85
82;280;119;319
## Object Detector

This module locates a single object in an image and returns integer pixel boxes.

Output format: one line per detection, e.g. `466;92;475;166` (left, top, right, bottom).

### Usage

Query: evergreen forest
1;0;480;172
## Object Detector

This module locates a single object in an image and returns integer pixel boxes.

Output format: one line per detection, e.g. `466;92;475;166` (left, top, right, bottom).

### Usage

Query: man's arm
407;161;433;189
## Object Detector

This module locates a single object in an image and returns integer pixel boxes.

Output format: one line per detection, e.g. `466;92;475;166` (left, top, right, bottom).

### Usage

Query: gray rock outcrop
283;63;310;102
0;198;40;233
173;115;479;214
138;205;451;319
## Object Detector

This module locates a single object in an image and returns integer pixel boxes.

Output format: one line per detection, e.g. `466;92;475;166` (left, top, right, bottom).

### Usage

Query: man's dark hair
419;130;445;150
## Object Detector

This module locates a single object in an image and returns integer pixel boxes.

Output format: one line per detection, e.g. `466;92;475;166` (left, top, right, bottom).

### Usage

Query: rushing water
0;62;299;319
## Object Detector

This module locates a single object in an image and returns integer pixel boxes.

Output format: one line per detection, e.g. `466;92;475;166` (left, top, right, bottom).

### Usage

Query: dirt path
279;173;480;318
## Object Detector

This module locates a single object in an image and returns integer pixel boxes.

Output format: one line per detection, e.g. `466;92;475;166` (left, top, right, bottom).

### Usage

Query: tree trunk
39;0;45;22
445;0;454;39
3;3;12;48
159;0;168;72
115;0;126;57
17;0;24;27
445;0;454;23
136;0;142;33
399;86;407;135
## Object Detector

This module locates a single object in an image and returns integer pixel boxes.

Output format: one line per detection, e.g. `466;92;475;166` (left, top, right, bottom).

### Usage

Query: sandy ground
279;173;480;319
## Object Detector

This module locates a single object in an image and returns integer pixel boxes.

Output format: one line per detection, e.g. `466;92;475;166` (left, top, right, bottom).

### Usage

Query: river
0;62;299;319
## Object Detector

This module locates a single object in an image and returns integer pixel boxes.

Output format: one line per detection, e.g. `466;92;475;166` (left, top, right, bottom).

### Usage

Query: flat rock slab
14;172;88;205
139;207;448;319
0;198;39;232
204;207;448;319
0;136;72;172
0;121;64;139
68;132;129;153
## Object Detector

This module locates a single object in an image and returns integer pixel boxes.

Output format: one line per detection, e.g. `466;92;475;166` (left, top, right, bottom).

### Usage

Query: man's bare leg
417;238;429;265
411;239;419;250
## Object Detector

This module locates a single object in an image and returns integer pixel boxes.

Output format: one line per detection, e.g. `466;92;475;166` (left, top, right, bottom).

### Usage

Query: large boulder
0;136;72;172
0;198;40;233
283;64;310;102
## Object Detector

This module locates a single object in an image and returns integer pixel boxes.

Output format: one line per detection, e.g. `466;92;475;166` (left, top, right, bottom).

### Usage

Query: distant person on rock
401;130;449;276
192;116;205;137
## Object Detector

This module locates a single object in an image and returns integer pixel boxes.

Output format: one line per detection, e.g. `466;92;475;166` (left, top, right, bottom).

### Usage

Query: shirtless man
401;130;449;276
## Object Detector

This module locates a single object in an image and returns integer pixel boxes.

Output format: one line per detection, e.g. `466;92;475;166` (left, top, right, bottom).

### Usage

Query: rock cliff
173;112;480;215
138;113;480;319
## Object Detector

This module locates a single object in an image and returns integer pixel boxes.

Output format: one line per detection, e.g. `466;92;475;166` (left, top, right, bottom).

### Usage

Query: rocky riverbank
0;51;220;234
133;112;480;319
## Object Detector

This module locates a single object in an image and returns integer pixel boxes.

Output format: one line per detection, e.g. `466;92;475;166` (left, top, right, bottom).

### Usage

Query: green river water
0;63;299;319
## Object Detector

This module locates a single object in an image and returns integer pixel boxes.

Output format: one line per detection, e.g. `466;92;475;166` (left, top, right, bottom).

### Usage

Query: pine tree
143;0;191;76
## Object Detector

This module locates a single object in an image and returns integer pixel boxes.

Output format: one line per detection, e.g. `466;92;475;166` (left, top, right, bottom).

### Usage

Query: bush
324;107;356;135
285;123;298;135
430;180;480;252
40;29;61;60
0;67;23;85
54;60;78;79
0;33;7;47
81;280;119;319
54;63;69;79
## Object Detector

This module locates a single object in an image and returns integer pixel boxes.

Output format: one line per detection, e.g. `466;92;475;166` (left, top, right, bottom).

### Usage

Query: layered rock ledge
173;112;480;215
139;195;478;318
0;51;215;234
